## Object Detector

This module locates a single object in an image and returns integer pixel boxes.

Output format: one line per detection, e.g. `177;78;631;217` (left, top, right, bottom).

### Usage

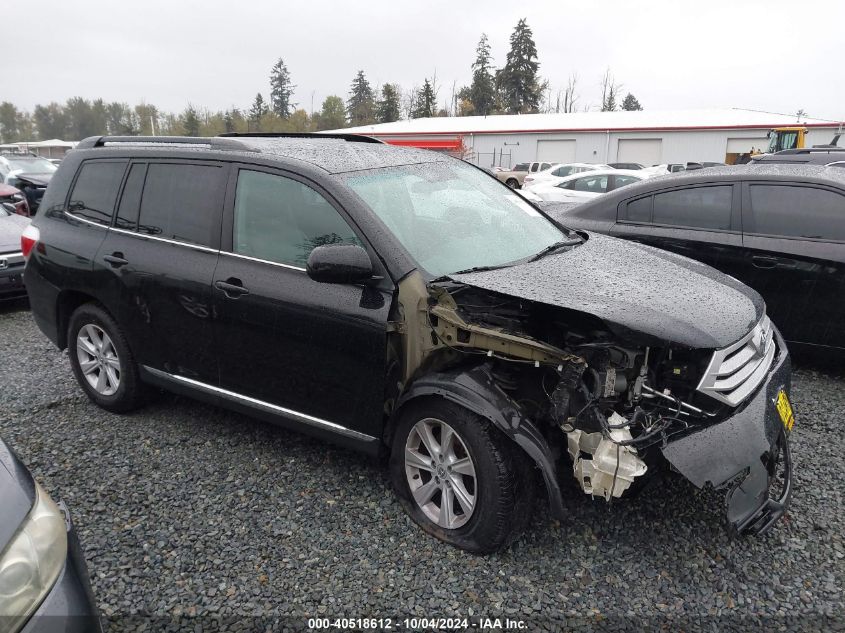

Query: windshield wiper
528;239;582;262
449;262;516;275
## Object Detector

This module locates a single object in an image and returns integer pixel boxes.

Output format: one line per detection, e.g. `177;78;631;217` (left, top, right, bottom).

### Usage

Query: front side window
652;185;732;230
345;160;567;277
749;184;845;241
234;170;360;268
137;163;225;247
68;161;127;225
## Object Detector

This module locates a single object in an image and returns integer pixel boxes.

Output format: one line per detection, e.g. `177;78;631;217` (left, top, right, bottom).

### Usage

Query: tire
67;303;147;413
390;398;535;553
505;178;520;189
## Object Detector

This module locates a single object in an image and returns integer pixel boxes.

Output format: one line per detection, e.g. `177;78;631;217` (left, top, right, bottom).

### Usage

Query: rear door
610;183;744;274
212;165;393;439
94;160;227;383
740;181;845;348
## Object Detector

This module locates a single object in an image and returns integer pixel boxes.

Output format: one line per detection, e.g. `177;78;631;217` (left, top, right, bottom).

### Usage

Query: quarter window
68;161;127;225
623;196;652;222
137;163;225;247
749;185;845;241
233;170;360;268
652;185;732;230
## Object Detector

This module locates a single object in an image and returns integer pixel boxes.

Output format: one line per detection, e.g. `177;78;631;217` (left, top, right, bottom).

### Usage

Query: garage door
537;139;576;163
617;139;662;166
726;137;768;153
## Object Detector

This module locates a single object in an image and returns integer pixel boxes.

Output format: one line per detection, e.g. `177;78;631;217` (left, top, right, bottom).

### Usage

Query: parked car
495;161;554;189
0;437;100;632
1;183;30;216
23;134;794;552
685;161;726;170
1;204;29;300
750;147;845;166
550;164;845;351
522;162;610;189
0;154;57;214
530;168;648;202
608;162;644;170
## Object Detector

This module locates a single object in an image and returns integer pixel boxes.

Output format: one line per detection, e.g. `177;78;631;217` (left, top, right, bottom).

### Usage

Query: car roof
74;135;449;175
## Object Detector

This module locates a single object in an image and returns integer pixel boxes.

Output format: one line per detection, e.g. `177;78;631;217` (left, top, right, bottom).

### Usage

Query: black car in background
22;135;794;551
550;164;845;351
0;437;99;632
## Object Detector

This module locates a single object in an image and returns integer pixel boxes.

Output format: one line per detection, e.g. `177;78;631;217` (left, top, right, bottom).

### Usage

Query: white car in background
529;169;648;203
522;162;610;189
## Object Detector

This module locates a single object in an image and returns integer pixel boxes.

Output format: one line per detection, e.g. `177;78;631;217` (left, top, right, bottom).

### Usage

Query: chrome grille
697;315;776;406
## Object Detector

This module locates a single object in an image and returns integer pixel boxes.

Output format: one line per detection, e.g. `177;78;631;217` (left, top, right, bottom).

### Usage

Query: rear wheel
67;303;146;413
390;398;534;553
505;178;519;189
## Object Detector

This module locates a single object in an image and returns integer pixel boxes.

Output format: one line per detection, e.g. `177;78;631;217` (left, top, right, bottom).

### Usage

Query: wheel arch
56;290;106;349
390;364;566;519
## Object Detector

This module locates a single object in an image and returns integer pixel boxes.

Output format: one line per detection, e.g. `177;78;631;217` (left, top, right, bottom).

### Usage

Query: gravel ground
1;300;843;632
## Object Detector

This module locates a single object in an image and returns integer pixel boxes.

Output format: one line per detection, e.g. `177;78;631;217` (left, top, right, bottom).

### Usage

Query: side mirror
306;244;374;284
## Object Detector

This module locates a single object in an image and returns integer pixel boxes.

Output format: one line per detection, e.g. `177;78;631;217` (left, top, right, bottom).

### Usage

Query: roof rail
76;135;256;151
217;132;384;144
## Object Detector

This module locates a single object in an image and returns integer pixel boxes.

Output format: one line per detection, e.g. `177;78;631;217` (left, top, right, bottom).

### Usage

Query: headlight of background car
0;482;67;633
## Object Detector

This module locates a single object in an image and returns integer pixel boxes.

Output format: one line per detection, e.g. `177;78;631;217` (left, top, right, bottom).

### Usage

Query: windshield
345;160;568;277
6;157;57;173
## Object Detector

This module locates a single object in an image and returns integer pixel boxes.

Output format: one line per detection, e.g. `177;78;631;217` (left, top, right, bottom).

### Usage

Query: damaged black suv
23;134;794;553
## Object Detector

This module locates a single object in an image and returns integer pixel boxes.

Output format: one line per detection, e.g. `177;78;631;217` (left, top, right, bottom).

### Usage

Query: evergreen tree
223;110;236;133
621;93;643;111
182;105;201;136
0;102;20;142
376;84;401;123
495;19;542;114
469;34;496;116
600;69;621;112
135;103;160;135
249;93;269;124
346;70;375;126
269;58;296;118
315;96;347;131
411;79;436;119
32;103;67;140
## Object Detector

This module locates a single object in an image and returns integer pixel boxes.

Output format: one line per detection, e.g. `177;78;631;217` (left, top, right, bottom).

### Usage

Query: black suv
23;135;794;552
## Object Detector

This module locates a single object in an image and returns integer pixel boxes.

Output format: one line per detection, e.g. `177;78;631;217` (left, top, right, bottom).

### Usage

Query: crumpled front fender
395;364;566;519
661;327;793;534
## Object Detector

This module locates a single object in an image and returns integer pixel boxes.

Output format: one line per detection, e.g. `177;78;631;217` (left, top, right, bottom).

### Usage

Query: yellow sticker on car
776;390;794;432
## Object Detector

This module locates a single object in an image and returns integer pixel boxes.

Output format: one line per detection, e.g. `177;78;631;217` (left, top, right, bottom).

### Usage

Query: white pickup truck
495;161;554;189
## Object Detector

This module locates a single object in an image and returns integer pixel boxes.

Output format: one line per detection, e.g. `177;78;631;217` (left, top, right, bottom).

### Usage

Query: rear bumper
20;503;101;633
661;326;793;535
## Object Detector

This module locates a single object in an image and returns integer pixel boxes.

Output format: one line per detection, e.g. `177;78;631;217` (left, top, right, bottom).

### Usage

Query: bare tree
563;74;579;113
600;69;622;112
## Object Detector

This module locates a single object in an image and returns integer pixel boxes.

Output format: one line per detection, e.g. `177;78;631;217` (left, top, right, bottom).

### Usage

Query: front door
212;166;393;439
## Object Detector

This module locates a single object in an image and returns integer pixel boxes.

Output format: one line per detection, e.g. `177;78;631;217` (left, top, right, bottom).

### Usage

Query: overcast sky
12;0;844;121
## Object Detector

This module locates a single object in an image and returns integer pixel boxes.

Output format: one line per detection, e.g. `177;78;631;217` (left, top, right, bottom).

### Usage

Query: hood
10;172;53;187
0;214;30;252
450;232;763;349
0;438;36;548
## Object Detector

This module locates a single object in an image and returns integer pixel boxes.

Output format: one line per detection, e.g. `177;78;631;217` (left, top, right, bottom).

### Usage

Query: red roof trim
366;122;836;137
384;138;463;150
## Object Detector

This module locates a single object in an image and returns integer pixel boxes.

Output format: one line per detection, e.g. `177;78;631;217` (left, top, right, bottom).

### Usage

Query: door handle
214;278;250;298
103;252;129;268
751;255;778;269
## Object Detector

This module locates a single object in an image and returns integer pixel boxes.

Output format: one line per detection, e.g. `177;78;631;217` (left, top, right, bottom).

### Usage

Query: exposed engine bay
392;272;788;530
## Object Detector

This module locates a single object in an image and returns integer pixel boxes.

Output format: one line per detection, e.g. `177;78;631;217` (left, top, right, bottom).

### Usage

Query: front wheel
67;303;147;413
390;398;534;553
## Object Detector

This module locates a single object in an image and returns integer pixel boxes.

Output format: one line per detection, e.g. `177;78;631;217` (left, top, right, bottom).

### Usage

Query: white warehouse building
338;108;841;167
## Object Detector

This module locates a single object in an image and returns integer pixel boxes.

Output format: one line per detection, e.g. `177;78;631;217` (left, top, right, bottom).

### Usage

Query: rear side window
233;170;360;268
623;196;652;222
114;164;146;230
749;184;845;241
67;161;127;225
652;185;732;230
612;175;640;190
137;163;225;247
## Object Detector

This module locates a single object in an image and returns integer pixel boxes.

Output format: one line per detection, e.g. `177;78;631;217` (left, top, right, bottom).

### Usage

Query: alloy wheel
76;324;121;396
404;418;477;529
